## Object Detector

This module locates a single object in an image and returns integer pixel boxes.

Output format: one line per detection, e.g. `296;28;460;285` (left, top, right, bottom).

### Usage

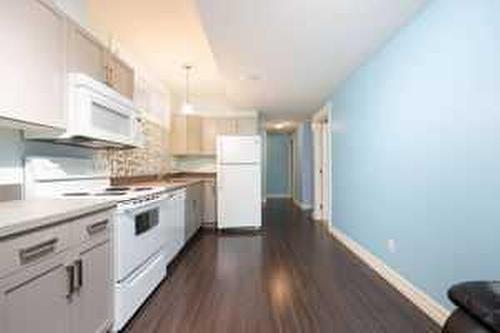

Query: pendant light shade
182;65;194;114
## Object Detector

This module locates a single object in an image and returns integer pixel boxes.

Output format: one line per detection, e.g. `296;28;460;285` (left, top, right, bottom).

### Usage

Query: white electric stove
24;157;171;332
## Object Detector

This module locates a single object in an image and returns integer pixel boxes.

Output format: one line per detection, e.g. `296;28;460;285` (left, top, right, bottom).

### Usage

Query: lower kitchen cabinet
74;239;112;333
0;209;113;333
203;180;217;227
185;182;204;241
0;253;71;333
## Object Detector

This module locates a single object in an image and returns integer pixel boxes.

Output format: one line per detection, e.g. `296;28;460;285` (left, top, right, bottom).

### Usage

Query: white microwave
27;73;142;149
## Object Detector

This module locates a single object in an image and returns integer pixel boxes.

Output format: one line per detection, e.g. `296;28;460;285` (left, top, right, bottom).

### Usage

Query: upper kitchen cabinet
216;117;258;136
134;74;171;129
171;115;259;155
66;20;135;99
201;118;217;153
236;118;258;135
106;54;135;99
170;115;202;155
186;116;202;154
66;21;107;83
0;0;66;129
216;118;237;135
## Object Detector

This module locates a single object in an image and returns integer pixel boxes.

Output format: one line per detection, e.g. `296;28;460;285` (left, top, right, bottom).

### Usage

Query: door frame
312;103;331;225
289;133;296;200
265;131;293;199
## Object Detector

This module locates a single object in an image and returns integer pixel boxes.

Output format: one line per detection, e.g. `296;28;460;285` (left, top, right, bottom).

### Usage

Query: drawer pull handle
74;259;83;290
86;220;108;235
19;238;58;264
66;264;75;299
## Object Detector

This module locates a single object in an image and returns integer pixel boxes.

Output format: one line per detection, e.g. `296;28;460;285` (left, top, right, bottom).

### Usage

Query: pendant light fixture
182;64;194;114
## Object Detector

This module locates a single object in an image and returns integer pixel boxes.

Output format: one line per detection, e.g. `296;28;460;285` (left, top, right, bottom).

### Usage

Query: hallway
125;199;439;333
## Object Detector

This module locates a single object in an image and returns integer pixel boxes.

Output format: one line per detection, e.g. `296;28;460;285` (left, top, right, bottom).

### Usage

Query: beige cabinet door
216;118;237;135
186;116;202;154
196;183;204;229
170;115;188;155
108;55;135;99
184;187;195;241
74;240;112;333
67;22;107;83
185;183;204;240
201;118;217;154
0;254;71;333
171;115;202;155
236;118;258;135
203;180;217;225
0;0;66;129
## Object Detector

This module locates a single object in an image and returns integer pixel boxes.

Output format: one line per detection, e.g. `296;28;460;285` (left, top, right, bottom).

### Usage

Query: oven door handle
121;194;170;214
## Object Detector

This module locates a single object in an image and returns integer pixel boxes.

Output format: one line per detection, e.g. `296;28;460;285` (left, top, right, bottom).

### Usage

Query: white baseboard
329;226;450;327
293;199;313;210
266;194;291;199
312;210;324;221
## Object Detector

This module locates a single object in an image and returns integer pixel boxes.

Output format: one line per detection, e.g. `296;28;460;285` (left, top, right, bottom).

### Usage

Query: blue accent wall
329;0;500;308
266;133;290;196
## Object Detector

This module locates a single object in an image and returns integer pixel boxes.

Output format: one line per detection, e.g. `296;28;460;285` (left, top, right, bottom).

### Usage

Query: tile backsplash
99;119;171;177
172;156;216;173
0;118;170;191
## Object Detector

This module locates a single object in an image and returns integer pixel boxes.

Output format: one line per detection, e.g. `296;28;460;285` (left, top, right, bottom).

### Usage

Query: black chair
443;281;500;332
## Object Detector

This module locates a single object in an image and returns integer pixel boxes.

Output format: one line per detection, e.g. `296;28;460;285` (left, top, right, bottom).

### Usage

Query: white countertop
0;199;116;239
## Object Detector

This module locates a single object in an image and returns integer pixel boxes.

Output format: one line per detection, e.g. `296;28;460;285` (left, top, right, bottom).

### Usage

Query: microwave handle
132;116;144;143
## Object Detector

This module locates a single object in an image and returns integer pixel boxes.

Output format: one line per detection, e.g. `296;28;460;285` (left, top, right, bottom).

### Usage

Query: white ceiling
88;0;428;120
87;0;225;97
196;0;428;119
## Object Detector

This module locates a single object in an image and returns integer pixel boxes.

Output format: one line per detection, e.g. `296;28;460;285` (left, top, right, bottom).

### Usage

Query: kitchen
2;0;498;332
0;0;263;332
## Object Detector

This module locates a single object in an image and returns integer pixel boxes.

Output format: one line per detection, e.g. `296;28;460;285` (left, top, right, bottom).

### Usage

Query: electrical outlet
387;239;396;253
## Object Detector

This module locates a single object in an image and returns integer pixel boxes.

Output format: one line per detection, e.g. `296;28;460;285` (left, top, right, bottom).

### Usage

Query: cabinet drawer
0;251;71;333
73;210;113;246
0;222;72;279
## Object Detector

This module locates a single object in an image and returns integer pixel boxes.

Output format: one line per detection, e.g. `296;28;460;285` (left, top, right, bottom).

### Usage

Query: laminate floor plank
124;199;440;333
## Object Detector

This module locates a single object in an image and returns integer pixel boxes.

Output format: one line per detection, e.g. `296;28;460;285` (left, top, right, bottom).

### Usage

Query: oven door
114;198;167;282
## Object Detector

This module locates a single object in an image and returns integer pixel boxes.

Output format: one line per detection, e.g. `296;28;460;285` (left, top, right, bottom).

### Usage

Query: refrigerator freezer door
217;164;262;229
217;136;261;164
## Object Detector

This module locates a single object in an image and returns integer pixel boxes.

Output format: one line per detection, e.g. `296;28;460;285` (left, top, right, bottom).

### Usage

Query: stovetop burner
94;192;127;196
63;192;91;196
133;187;153;192
105;187;131;192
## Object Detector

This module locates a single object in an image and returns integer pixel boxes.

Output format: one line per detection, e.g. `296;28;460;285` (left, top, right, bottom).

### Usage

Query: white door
218;164;261;229
312;123;322;220
218;136;261;164
321;123;330;221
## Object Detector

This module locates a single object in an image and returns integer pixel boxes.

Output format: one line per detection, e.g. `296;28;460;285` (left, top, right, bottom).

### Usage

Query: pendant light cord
184;65;191;105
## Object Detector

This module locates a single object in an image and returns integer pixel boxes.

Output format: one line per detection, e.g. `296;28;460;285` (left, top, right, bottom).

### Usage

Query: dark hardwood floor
124;199;440;333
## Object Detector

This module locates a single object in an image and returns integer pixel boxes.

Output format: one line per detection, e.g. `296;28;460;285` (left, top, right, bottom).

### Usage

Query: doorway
266;132;291;198
313;105;330;223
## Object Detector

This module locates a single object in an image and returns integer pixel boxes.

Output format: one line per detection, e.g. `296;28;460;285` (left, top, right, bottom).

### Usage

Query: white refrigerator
217;135;262;229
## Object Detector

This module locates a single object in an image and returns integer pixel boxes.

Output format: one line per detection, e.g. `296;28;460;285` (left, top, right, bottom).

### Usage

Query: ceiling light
182;103;194;114
275;123;285;129
182;64;194;114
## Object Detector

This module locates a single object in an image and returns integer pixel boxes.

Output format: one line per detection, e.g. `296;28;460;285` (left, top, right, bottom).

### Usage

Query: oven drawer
0;222;72;279
113;251;166;331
